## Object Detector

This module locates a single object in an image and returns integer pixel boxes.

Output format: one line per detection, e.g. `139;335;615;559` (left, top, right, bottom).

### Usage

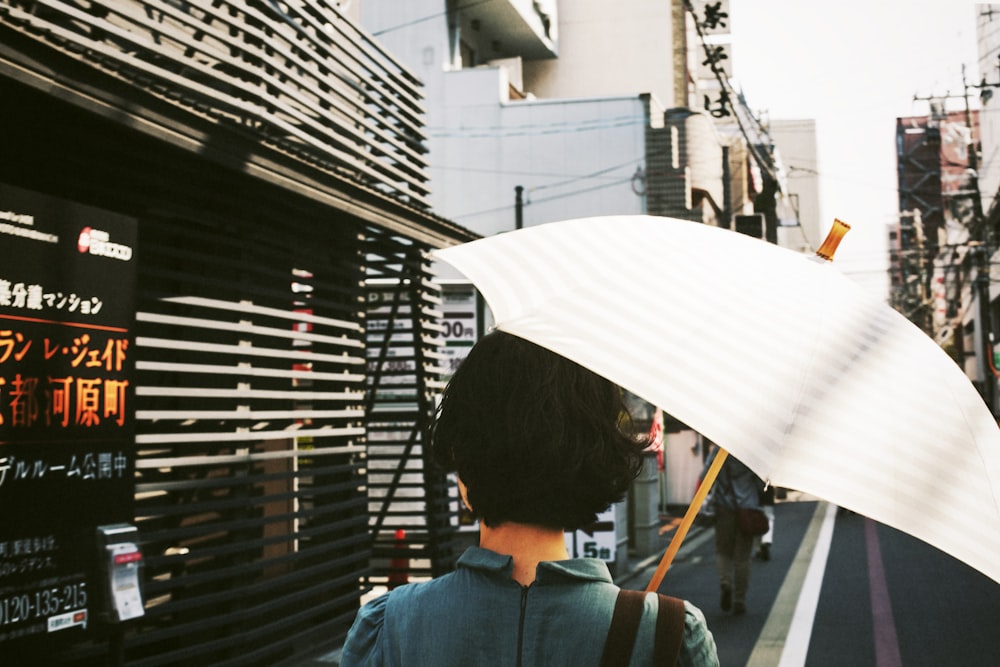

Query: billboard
0;184;138;645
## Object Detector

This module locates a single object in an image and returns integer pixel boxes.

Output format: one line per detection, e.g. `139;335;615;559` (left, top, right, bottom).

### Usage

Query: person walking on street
702;445;765;615
341;331;719;666
756;484;775;561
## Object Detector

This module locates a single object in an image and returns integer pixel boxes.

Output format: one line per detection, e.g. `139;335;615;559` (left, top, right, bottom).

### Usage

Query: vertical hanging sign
691;0;734;119
0;184;137;645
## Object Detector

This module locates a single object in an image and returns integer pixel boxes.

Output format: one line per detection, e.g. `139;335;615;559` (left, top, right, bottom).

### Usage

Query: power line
434;145;672;202
429;164;632;180
450;176;634;221
426;115;647;138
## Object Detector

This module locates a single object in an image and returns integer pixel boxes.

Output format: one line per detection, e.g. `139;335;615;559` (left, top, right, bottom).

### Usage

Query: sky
725;1;981;298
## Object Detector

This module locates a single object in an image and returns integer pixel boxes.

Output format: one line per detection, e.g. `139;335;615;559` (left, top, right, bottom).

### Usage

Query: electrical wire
429;164;628;180
426;114;648;138
432;144;681;216
449;176;634;221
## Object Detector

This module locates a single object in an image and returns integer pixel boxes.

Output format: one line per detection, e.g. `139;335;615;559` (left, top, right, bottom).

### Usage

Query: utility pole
896;209;932;334
514;185;524;230
913;80;997;414
961;65;989;245
975;241;998;415
963;64;998;416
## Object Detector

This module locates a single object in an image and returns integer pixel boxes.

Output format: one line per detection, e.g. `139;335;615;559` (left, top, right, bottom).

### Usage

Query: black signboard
0;184;137;645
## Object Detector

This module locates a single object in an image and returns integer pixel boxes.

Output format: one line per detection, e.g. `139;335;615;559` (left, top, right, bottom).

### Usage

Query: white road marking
746;501;837;667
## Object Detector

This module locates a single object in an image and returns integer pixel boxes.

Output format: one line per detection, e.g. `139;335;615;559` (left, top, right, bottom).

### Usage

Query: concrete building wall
359;0;451;94
768;119;822;252
434;67;648;236
521;0;675;108
361;1;651;241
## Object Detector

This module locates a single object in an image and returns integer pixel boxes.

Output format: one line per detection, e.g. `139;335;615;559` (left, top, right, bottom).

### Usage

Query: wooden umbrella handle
646;219;850;592
816;218;851;261
645;448;729;592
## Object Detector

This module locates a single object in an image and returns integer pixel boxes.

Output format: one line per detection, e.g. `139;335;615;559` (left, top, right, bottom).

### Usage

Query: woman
341;331;718;666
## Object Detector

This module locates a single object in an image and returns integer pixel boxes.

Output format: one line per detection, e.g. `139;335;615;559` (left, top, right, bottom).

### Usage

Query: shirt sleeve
679;600;720;667
339;593;389;667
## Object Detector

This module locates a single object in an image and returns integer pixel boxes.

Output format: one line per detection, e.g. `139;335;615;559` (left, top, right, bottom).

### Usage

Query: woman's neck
478;522;569;586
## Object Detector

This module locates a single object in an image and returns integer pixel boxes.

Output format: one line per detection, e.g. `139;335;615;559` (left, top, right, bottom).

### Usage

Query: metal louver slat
126;205;372;665
1;0;432;206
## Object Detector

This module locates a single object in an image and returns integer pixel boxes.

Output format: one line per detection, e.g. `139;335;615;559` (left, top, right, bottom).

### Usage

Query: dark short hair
430;331;647;530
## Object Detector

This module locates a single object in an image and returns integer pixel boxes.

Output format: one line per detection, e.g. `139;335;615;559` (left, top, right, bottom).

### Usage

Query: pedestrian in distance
341;331;719;666
755;483;775;561
702;445;765;615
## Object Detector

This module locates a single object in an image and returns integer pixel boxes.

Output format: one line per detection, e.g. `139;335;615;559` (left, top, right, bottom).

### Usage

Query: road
641;498;1000;666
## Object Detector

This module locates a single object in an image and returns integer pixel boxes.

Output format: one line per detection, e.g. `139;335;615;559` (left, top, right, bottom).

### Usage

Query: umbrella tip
815;219;851;261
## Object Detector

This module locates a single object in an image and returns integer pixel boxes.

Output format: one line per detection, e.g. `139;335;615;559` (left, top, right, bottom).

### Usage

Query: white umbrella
433;214;1000;586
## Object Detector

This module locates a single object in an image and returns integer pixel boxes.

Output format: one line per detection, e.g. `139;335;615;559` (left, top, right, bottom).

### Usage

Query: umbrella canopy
433;215;1000;585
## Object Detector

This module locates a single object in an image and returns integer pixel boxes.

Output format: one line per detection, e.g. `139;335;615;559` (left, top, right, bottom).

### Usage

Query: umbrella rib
768;285;832;483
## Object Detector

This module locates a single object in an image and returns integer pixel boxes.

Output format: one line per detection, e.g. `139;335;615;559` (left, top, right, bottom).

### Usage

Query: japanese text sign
0;184;137;645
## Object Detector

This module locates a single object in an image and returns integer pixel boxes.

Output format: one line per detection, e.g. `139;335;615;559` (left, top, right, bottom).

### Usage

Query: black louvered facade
0;2;474;664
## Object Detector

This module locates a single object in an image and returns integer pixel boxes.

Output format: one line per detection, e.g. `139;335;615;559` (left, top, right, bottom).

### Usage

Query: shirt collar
457;546;613;585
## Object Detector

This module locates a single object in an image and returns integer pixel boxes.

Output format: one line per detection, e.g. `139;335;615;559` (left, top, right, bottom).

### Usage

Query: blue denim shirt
341;547;718;666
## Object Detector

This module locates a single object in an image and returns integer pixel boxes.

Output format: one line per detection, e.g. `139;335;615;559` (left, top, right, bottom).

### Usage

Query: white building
359;0;820;558
359;1;808;240
362;1;658;240
768;119;822;253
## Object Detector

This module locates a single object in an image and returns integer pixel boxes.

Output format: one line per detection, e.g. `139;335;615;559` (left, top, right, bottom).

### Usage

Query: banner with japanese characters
690;0;734;119
0;184;137;644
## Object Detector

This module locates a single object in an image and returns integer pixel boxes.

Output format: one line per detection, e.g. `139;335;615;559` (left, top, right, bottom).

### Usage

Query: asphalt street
639;498;1000;666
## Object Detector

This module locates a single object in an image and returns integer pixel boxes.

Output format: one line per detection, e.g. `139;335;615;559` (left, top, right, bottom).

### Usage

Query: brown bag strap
600;590;687;667
600;589;646;667
653;594;687;665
